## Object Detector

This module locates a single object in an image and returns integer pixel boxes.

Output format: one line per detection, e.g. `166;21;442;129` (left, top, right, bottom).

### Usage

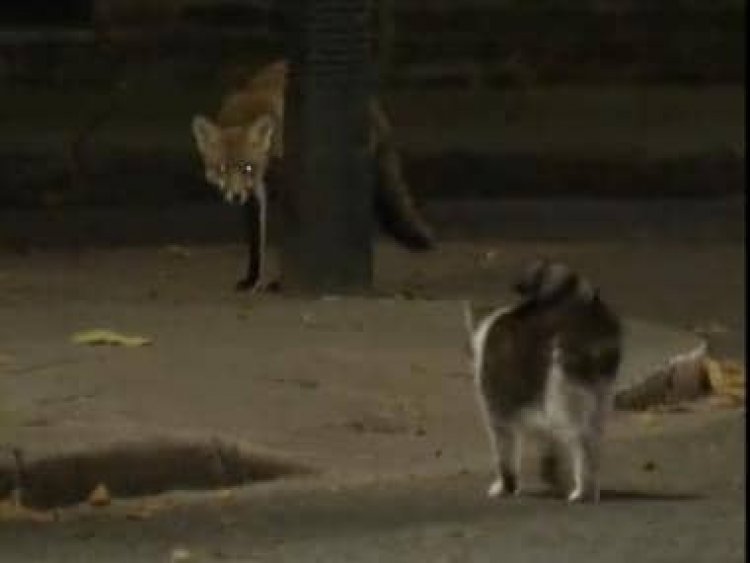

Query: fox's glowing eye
243;164;253;174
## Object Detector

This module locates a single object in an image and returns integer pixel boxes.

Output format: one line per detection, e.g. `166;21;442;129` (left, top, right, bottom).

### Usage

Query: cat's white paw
567;487;599;504
487;478;518;498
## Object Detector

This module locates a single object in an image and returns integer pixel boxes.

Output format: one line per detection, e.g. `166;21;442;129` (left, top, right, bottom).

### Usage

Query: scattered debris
215;488;234;501
615;341;745;411
638;413;659;428
300;313;317;327
71;329;152;348
345;414;409;435
704;358;744;402
124;498;170;521
479;249;498;267
87;483;111;507
170;547;193;562
162;245;192;259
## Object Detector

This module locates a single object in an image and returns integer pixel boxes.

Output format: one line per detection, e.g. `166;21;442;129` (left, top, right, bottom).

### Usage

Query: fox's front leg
235;185;267;292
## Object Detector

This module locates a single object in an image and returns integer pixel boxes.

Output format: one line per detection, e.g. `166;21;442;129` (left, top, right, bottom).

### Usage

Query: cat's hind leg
486;424;522;498
564;431;602;503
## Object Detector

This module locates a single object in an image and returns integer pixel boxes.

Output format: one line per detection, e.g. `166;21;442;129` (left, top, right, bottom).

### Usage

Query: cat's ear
515;260;578;302
535;262;578;302
513;259;547;296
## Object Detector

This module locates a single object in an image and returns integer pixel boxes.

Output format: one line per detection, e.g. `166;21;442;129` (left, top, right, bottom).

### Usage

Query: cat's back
557;296;622;385
477;302;556;415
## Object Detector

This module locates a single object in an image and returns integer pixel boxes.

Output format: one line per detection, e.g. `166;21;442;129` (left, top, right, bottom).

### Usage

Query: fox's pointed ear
245;114;275;152
192;115;221;156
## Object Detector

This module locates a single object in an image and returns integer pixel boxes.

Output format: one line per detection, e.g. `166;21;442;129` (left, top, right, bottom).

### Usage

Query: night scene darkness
0;1;744;562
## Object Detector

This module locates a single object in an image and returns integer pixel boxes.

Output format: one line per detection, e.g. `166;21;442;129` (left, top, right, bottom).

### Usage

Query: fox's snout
218;172;254;205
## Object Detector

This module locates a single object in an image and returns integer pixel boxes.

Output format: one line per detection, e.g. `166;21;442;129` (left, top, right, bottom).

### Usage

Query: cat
465;260;622;503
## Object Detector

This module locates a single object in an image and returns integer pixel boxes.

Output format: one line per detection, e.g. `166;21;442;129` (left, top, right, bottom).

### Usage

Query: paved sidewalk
0;294;702;507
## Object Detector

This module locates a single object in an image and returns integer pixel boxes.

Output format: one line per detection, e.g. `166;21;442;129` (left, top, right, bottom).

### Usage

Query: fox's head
191;114;275;204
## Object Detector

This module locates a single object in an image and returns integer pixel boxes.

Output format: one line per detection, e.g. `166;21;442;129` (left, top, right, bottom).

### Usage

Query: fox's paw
235;277;262;293
234;278;281;293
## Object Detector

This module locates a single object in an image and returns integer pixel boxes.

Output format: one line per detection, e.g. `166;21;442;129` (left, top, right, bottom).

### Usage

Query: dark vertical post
281;0;374;294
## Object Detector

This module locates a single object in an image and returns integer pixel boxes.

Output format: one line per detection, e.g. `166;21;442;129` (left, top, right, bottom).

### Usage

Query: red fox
191;60;435;291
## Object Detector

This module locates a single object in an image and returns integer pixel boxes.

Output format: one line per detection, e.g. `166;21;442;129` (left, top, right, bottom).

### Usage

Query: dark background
0;0;744;209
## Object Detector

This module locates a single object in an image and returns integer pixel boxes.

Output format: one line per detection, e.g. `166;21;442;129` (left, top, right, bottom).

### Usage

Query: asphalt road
0;409;743;563
0;198;744;562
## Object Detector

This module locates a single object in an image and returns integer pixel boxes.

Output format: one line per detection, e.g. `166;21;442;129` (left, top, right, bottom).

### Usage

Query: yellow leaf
638;412;659;427
170;547;193;562
125;498;170;520
71;329;152;348
162;245;192;258
215;488;233;501
88;483;111;507
704;358;745;400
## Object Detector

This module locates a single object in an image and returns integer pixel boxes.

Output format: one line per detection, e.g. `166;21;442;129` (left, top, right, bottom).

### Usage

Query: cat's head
513;259;596;304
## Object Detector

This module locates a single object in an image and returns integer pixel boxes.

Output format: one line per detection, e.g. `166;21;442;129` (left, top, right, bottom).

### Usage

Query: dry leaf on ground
71;329;152;348
704;358;745;401
170;547;193;562
87;483;111;507
162;245;192;258
124;498;171;520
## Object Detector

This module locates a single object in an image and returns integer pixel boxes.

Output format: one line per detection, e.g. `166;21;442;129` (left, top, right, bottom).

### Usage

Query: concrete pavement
0;290;703;508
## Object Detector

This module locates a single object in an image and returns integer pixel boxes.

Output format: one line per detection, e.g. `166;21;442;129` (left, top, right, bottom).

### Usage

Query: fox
191;60;435;291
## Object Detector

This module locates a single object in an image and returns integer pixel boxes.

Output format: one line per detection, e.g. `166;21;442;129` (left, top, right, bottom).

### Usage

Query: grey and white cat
466;260;622;503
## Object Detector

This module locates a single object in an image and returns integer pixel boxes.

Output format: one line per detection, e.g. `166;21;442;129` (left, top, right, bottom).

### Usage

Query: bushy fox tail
374;154;435;250
371;103;435;251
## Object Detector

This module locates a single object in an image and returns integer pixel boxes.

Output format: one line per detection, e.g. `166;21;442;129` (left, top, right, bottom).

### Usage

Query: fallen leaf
638;412;659;427
125;498;171;520
71;329;152;348
479;250;498;267
125;506;152;521
170;547;193;562
162;244;192;258
707;394;744;409
215;488;233;501
704;358;745;402
88;483;111;507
